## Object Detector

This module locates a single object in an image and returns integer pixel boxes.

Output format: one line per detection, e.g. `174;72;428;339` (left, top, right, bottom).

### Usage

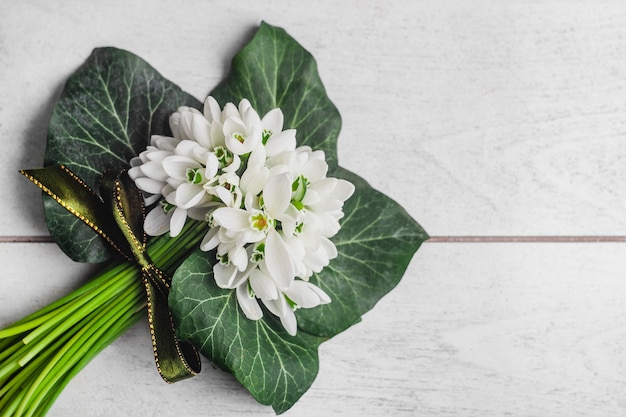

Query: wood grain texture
2;1;626;416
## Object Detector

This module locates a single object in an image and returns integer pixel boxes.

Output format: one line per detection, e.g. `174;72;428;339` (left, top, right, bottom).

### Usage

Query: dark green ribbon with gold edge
20;165;201;383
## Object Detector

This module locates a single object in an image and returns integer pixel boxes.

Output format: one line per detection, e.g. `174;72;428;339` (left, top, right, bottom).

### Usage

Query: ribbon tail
142;265;201;383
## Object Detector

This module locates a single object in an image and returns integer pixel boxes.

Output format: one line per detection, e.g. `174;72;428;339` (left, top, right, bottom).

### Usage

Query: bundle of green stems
0;221;206;417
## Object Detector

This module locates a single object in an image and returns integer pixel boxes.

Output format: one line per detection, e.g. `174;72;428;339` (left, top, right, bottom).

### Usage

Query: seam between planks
427;236;626;243
1;236;626;243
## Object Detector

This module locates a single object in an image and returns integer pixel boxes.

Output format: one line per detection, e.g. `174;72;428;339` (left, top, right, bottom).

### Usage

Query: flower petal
285;280;331;308
265;229;295;290
135;177;164;194
143;193;161;206
241;166;269;197
265;129;296;156
162;155;200;180
335;179;356;201
190;111;213;148
140;160;168;182
175;140;203;160
249;268;279;300
302;158;328;183
309;177;335;195
200;227;220;251
151;135;180;151
128;165;142;179
238;98;252;116
203;96;222;123
276;205;301;238
261;108;283;134
263;173;291;218
230;245;249;272
188;205;214;220
169;207;187;237
222;153;241;173
213;185;233;206
247;145;267;169
144;207;171;236
242;104;262;132
320;236;338;259
210;120;225;148
301;189;320;206
222;102;239;120
236;284;263;320
223;117;245;136
145;149;174;162
214;263;238;288
212;207;250;231
169;109;185;139
173;183;207;209
263;296;297;336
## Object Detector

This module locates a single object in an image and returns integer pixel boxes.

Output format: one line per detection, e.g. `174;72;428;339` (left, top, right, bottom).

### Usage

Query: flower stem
18;284;143;417
0;220;208;416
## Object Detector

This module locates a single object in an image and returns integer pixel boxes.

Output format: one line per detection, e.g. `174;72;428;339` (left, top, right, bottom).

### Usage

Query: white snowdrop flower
204;171;242;208
248;265;279;301
203;96;223;125
170;107;213;148
161;143;216;209
285;280;331;309
303;177;355;237
131;96;354;335
129;135;181;205
239;145;270;197
262;279;330;336
150;135;182;152
264;295;297;335
212;174;298;279
213;249;254;288
236;283;263;321
223;99;263;155
261;108;296;156
144;198;187;237
233;263;330;336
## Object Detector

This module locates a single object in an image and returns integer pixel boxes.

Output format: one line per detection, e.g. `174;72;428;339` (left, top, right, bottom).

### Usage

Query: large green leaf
170;252;325;414
43;47;201;262
296;166;428;337
169;23;428;413
210;22;341;168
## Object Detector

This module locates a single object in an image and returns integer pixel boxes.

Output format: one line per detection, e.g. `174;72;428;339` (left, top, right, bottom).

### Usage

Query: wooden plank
2;1;626;237
2;242;626;416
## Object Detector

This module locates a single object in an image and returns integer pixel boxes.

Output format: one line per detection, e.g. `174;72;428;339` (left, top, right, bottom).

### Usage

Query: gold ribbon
20;165;201;383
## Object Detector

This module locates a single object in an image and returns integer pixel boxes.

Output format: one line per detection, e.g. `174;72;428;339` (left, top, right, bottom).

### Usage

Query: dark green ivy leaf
170;252;325;414
43;47;201;262
210;22;341;169
295;166;428;337
170;23;428;413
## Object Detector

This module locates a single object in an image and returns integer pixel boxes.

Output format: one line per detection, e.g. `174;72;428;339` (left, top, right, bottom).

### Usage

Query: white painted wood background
2;1;626;415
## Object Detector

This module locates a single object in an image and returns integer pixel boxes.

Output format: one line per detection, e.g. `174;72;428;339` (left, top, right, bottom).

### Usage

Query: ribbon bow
20;165;201;383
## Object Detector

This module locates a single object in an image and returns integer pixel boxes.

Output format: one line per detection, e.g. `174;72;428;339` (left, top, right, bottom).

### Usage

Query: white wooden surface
2;1;626;416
